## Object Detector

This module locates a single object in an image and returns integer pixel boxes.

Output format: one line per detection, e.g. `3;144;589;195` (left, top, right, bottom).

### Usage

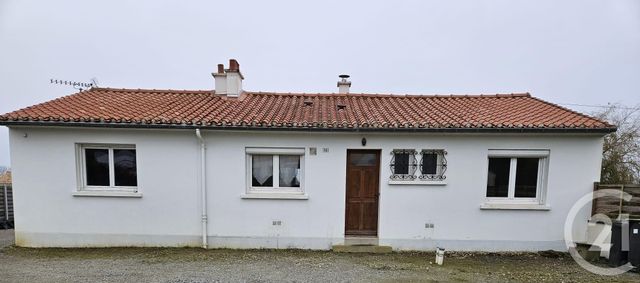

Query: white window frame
75;144;138;194
483;149;549;208
244;147;306;199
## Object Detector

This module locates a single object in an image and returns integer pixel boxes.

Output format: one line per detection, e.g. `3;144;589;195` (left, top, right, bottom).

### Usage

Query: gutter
0;121;618;134
195;129;208;249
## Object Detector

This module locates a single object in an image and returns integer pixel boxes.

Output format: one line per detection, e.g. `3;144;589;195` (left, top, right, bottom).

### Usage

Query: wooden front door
345;150;381;236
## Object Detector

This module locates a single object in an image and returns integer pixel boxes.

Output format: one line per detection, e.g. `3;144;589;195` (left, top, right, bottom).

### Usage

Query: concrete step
332;244;392;254
344;237;379;246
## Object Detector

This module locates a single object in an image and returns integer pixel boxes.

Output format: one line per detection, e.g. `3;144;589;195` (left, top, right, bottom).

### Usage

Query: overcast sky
0;0;639;166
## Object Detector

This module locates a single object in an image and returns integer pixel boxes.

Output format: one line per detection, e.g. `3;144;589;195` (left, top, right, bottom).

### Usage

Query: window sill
241;193;309;200
480;203;550;210
73;191;142;198
388;180;447;186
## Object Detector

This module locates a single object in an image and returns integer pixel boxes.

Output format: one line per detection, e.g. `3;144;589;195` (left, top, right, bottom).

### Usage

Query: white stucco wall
8;127;604;251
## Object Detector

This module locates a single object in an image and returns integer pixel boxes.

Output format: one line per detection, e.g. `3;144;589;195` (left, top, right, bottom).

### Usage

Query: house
0;171;10;185
0;59;615;251
0;170;13;228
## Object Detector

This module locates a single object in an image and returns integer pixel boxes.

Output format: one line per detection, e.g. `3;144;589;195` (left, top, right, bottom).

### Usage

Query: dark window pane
114;149;137;186
252;155;273;187
394;153;409;174
487;158;510;197
350;153;377;166
279;155;300;187
85;149;110;186
515;158;539;198
422;153;438;175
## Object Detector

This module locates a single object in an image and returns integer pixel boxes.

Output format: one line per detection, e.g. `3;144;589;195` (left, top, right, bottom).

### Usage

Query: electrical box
629;221;640;267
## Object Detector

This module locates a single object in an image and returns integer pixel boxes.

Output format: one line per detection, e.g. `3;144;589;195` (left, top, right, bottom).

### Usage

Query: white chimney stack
212;59;244;97
337;74;351;94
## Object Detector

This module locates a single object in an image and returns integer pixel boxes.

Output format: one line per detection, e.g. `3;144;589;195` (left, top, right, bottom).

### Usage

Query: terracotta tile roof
0;88;615;133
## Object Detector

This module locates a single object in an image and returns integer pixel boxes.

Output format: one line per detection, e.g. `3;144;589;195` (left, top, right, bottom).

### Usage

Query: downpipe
195;129;208;248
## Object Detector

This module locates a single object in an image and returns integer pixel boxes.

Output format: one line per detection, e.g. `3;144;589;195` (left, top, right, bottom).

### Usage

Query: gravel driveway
0;238;638;282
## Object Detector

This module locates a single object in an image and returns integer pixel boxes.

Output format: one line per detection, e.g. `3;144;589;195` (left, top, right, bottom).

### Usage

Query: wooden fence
0;184;13;229
592;182;640;220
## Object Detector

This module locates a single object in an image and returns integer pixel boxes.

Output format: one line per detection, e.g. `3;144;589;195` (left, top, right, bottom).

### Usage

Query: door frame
344;149;382;237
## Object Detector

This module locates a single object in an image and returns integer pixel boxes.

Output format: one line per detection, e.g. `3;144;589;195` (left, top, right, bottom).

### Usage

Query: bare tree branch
594;104;640;184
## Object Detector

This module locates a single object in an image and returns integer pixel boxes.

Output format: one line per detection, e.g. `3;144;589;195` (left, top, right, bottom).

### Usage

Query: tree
595;104;640;184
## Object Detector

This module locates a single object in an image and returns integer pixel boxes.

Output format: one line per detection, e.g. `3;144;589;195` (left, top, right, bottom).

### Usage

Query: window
77;144;138;192
389;149;448;184
246;148;304;195
251;155;274;187
390;149;417;180
515;158;539;198
279;155;301;187
485;150;549;205
419;150;447;180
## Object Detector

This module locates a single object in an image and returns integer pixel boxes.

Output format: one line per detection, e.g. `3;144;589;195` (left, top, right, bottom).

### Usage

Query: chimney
212;59;244;97
229;59;240;71
337;74;351;94
213;64;227;95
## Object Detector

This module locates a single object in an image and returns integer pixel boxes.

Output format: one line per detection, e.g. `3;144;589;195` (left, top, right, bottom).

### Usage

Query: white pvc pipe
195;129;208;248
436;247;445;265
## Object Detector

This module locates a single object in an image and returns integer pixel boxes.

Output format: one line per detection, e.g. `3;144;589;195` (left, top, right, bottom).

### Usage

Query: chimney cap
229;59;240;71
337;74;352;90
224;59;244;79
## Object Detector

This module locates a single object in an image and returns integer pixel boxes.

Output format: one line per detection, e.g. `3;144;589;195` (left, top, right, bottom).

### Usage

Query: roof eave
0;121;618;134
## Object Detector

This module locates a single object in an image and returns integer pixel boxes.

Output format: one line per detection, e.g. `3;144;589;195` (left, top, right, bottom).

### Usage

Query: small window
78;144;138;191
85;148;110;186
485;150;549;204
515;158;539;198
114;149;137;186
251;155;273;187
246;148;304;194
279;155;301;187
486;158;510;197
350;153;377;166
390;149;417;180
419;150;447;181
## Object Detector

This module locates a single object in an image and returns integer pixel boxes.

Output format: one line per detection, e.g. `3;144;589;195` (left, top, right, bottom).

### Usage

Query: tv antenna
50;77;99;91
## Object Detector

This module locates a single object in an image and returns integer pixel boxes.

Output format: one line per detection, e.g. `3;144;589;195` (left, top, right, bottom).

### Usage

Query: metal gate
0;184;13;229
